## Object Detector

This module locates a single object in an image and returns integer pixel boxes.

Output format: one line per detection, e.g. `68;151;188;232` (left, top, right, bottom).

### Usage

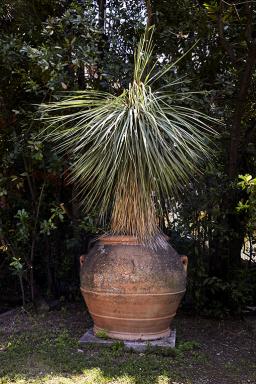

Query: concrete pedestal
79;328;176;352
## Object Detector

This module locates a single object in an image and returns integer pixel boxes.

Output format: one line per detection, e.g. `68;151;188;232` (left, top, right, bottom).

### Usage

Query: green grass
0;326;201;384
1;308;256;384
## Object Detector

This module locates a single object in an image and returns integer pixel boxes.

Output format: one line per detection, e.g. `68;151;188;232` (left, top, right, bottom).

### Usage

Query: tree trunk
229;46;256;178
19;274;26;307
145;0;156;27
97;0;106;31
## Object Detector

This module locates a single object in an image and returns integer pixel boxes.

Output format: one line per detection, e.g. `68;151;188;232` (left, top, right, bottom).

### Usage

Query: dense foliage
0;0;256;316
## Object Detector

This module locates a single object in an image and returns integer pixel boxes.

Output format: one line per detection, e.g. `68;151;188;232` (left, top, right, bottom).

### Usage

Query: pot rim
98;234;170;245
98;235;139;245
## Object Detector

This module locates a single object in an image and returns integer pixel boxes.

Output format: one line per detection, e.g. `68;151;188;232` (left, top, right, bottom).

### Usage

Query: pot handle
80;255;86;267
180;255;188;273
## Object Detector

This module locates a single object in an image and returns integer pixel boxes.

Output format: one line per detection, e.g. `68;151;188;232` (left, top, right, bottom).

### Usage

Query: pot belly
81;288;185;340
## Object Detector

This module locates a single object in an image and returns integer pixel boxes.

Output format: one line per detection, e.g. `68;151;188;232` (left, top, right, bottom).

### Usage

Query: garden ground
0;303;255;384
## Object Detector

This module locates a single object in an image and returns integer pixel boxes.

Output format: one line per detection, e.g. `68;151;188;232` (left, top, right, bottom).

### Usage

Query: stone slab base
79;328;176;352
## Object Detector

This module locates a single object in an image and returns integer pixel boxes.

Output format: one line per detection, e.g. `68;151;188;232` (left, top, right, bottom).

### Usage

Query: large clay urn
80;236;188;341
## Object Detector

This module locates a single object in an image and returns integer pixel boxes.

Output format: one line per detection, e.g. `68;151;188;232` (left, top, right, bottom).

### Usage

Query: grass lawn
0;304;255;384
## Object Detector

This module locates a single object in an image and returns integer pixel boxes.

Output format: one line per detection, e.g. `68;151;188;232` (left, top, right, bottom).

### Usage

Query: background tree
0;0;255;316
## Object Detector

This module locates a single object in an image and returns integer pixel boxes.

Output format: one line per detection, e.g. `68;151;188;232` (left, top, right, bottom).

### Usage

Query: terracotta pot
80;236;188;341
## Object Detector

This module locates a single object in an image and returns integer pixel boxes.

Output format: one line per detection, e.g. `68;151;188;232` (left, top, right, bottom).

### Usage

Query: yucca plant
39;27;217;245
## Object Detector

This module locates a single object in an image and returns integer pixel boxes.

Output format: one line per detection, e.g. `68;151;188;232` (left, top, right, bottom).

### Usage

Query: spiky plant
39;28;217;245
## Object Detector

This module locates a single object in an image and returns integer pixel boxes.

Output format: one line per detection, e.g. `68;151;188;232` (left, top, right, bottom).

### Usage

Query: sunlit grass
0;328;176;384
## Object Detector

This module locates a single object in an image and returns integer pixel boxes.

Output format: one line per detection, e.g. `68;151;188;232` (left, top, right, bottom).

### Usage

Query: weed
111;341;124;351
95;329;109;339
